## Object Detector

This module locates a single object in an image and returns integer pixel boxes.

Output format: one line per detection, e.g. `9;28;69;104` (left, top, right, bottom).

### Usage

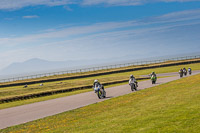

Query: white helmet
94;79;98;83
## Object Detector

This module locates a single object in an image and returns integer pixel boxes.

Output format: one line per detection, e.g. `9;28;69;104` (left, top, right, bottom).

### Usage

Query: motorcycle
183;69;187;76
94;85;106;99
179;70;183;78
151;75;157;84
188;69;192;75
129;82;137;91
179;72;183;78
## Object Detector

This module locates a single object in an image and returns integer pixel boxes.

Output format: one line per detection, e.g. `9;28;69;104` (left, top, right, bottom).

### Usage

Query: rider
179;68;183;76
93;80;104;92
183;67;187;72
188;67;192;74
150;72;157;78
129;75;138;87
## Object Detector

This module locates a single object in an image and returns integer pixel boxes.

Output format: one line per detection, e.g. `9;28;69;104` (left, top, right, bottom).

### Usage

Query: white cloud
157;9;200;20
4;18;14;20
23;15;39;19
0;0;76;10
82;0;142;6
140;9;200;25
0;0;200;10
64;5;73;11
0;21;137;47
82;0;200;6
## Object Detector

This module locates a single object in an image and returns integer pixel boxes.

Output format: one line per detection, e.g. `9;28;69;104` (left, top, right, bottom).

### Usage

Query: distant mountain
0;58;66;76
0;58;124;76
0;52;199;77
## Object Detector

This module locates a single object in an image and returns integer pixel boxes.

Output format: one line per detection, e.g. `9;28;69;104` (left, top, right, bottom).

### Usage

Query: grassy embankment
1;73;200;133
0;62;200;109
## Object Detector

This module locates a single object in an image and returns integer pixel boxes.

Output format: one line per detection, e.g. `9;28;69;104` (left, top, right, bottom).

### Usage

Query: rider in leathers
150;72;157;78
179;68;183;77
129;75;138;87
188;67;192;75
93;80;104;92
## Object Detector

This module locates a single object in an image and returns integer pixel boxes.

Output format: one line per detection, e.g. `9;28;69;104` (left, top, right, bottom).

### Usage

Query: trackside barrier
0;55;200;83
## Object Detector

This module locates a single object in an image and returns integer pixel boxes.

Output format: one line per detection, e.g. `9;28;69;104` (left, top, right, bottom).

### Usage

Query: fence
0;55;200;83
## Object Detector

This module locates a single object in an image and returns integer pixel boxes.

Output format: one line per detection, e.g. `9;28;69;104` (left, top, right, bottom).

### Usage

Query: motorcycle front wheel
152;80;156;84
131;84;136;91
97;90;103;99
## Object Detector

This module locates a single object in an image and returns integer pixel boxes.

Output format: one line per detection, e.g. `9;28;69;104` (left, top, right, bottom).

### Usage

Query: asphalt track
0;71;200;130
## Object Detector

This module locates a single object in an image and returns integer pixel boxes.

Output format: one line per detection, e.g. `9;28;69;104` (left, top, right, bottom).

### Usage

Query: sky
0;0;200;70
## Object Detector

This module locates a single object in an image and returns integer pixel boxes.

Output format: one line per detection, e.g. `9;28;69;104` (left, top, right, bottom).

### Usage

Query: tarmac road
0;71;200;130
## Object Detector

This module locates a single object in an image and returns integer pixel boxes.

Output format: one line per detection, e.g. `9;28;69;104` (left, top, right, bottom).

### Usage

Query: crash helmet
94;79;98;83
130;75;134;78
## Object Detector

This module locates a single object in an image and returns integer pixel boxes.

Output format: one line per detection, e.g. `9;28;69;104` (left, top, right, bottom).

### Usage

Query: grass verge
1;74;200;133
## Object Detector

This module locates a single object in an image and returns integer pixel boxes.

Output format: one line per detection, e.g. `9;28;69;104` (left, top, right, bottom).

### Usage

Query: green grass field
0;62;200;109
2;74;200;133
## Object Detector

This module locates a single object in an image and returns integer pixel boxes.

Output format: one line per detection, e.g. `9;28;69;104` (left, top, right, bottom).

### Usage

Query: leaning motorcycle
129;82;137;91
94;85;106;99
151;75;157;84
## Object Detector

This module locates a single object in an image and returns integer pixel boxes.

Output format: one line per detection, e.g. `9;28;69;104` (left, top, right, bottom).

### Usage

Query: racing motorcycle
188;68;192;75
179;70;183;78
129;82;138;91
94;85;106;99
183;68;187;76
151;75;157;84
179;72;183;78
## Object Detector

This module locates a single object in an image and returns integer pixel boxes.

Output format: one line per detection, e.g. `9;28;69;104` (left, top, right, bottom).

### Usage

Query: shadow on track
104;96;113;99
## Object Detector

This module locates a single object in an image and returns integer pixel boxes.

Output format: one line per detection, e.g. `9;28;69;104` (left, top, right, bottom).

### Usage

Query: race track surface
0;71;200;129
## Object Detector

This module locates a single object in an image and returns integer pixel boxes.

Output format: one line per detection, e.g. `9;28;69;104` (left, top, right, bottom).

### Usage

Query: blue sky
0;0;200;69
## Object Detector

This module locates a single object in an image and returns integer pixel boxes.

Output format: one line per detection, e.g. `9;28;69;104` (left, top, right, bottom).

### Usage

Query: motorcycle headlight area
94;87;99;91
